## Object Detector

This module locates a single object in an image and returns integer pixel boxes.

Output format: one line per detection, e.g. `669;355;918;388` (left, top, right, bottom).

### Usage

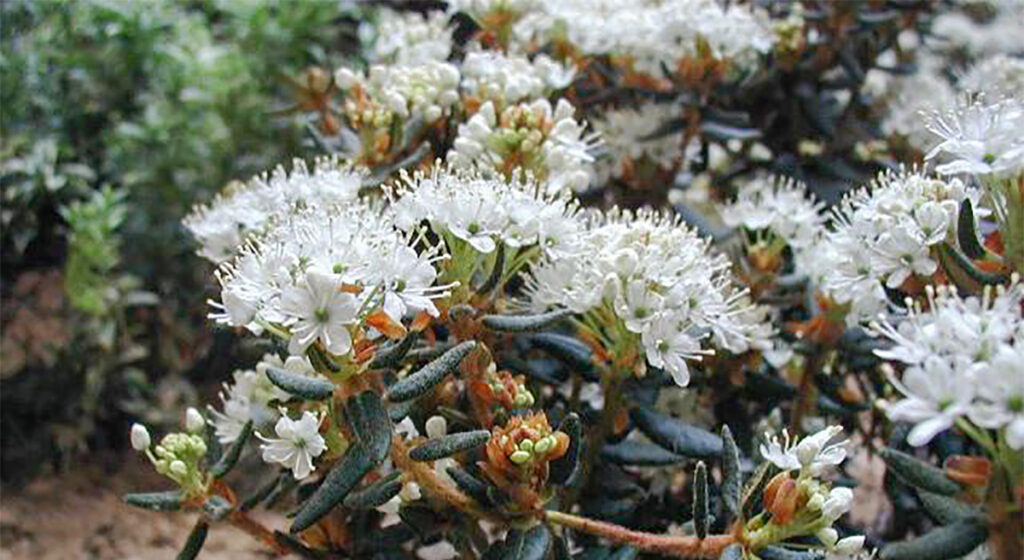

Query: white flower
871;227;937;289
257;411;327;479
507;0;773;78
389;165;580;258
280;271;359;356
721;176;826;251
886;356;976;447
183;158;363;263
641;316;705;387
208;356;303;444
820;170;978;324
759;425;848;477
873;279;1024;447
970;344;1024;449
526;208;771;385
368;10;452;65
960;54;1024;98
926;95;1024;178
131;423;151;451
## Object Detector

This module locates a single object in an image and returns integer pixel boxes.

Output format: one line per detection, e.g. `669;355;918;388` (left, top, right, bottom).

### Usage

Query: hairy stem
391;434;496;521
545;510;737;558
229;511;287;555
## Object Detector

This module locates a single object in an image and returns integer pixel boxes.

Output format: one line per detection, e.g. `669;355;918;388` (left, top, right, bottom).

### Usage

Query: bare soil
0;452;284;559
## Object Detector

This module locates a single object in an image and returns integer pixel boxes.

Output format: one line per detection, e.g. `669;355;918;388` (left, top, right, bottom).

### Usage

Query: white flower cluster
925;94;1024;178
959;54;1024;97
814;170;979;324
874;279;1024;449
721;176;826;252
758;426;866;557
526;209;773;387
460;49;575;109
589;102;698;182
335;61;460;124
389;165;581;256
505;0;773;77
212;200;450;356
931;2;1024;59
368;9;453;65
207;354;315;445
447;98;599;194
183;158;363;263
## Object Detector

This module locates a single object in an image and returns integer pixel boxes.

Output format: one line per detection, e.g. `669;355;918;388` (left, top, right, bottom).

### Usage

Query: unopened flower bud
822;486;853;521
169;460;188;478
185;408;205;433
834;535;866;555
509;450;532;464
816;527;838;548
131;423;151;451
425;416;447;439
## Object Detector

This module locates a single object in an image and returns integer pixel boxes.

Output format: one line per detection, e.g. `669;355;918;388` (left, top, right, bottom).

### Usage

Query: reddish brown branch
545;510;737;559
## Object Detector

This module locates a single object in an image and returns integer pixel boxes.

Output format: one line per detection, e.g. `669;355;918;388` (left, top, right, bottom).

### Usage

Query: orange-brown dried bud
944;455;991;488
480;412;569;494
766;476;799;525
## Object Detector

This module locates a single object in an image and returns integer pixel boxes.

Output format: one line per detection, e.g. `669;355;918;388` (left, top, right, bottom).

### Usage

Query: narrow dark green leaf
602;440;684;466
266;367;335;400
549;413;583;486
719;544;744;560
693;461;709;539
446;466;494;506
202;495;232;522
371;334;417;369
485;525;552;560
388;399;416;422
481;308;572;332
211;420;253;478
347;391;392;463
123;490;184;512
631;407;723;459
529;333;595;378
290;443;375;533
957;199;987;259
409;430;491;462
478;242;505;294
344;471;403;509
880;518;988;560
881;448;960;496
720;425;742;519
404;341;455;363
938;243;1009;290
758;546;825;560
857;10;900;24
387;341;476;403
176;520;209;560
700;120;762;141
918;490;980;525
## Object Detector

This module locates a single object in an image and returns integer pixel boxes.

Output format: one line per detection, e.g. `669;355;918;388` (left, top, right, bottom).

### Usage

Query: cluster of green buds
130;408;209;497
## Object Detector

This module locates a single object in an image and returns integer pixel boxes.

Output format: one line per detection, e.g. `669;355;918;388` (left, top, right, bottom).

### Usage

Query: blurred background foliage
0;0;360;481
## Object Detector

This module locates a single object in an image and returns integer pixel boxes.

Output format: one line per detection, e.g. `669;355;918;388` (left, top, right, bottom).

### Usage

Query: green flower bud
509;450;532;464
